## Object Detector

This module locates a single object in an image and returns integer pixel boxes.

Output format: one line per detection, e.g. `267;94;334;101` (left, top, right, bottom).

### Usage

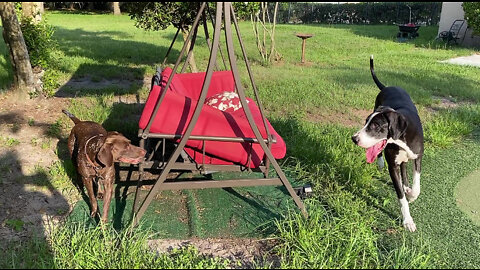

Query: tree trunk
21;2;44;23
110;2;121;15
251;2;281;64
269;2;281;62
38;2;44;14
181;30;198;73
0;2;35;92
113;2;121;15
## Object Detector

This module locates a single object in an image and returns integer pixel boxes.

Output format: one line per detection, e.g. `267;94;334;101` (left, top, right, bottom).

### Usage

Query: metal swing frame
132;2;307;227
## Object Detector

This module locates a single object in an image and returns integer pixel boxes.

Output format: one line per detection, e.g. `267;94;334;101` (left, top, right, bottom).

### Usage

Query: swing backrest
160;67;236;100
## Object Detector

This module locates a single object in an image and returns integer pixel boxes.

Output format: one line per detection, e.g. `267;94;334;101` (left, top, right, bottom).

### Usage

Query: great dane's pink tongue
366;140;387;163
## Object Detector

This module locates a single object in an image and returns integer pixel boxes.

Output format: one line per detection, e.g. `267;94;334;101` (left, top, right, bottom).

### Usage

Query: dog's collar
85;134;105;170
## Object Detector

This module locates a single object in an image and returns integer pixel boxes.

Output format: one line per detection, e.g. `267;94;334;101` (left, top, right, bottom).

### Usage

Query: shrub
20;17;57;69
20;16;62;98
463;2;480;35
41;69;61;98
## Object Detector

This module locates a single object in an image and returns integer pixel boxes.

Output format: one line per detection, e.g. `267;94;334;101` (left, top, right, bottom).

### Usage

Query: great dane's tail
370;55;386;91
62;109;81;125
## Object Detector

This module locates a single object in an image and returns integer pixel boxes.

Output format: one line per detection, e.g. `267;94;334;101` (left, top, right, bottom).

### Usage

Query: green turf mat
455;169;480;226
403;134;480;268
68;190;191;238
68;171;301;238
191;185;294;238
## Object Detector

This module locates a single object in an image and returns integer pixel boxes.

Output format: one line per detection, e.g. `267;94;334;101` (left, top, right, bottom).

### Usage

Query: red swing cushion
138;67;286;167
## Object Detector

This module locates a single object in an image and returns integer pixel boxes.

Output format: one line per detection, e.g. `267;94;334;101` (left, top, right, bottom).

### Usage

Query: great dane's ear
385;110;408;140
375;105;395;113
96;143;113;167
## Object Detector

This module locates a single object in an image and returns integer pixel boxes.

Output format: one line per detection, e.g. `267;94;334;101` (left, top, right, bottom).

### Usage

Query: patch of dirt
55;76;151;97
148;238;280;268
272;59;285;67
0;92;72;242
305;108;371;128
294;60;314;67
427;96;474;112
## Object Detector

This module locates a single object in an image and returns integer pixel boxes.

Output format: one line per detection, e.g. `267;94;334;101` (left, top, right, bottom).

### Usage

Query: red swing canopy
139;67;286;168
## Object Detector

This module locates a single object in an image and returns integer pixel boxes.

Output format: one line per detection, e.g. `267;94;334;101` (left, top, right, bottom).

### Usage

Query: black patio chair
437;19;466;45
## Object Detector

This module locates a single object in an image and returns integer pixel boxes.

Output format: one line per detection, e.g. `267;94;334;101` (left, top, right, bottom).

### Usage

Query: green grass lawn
2;11;480;268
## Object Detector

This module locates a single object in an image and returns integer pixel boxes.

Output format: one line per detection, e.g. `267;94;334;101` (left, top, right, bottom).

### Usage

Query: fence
275;2;441;26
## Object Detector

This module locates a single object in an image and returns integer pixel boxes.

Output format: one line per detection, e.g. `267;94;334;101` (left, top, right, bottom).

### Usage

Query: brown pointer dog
63;110;146;223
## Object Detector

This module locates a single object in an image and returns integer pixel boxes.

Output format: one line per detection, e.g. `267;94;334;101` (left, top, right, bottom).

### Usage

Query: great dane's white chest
388;138;418;164
395;150;409;164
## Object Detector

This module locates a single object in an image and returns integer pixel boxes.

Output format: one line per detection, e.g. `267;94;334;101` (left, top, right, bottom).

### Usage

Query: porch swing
132;2;307;226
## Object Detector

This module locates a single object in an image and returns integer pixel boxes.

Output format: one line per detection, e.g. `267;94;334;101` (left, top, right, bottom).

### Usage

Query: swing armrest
150;66;163;90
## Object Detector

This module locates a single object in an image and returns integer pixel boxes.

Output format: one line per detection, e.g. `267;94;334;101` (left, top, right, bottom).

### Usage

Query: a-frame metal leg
132;2;308;227
132;3;223;227
223;2;307;217
132;138;145;214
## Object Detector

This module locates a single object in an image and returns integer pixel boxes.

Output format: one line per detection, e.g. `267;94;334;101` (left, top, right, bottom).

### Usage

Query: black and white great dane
351;56;424;232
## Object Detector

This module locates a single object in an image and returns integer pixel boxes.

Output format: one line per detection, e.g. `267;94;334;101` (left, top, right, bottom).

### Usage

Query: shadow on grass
338;24;466;50
54;63;147;98
53;27;172;66
320;63;480;107
51;26;183;98
0;149;69;268
48;9;112;16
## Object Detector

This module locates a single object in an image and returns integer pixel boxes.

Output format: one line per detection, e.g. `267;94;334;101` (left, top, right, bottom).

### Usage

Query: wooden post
301;38;306;63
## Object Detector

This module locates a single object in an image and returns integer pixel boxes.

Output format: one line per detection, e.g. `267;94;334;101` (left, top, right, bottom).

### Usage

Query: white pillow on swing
205;91;249;113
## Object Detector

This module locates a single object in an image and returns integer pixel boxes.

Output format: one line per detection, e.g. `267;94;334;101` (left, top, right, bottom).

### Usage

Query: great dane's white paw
406;191;419;203
404;185;419;203
403;219;417;232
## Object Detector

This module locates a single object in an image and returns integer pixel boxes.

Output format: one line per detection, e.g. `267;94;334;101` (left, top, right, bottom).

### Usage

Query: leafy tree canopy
124;2;261;31
124;2;199;31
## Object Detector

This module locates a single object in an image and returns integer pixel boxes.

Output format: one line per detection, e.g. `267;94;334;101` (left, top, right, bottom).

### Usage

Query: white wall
438;2;467;35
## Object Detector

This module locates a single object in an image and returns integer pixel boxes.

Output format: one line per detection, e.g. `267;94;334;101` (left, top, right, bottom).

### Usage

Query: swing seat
139;67;286;168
